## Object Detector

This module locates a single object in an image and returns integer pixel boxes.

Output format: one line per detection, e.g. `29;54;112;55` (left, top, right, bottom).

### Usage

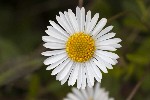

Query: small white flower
63;83;114;100
42;7;121;89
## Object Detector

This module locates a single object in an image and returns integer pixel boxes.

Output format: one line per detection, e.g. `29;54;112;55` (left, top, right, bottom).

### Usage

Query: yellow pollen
66;33;95;62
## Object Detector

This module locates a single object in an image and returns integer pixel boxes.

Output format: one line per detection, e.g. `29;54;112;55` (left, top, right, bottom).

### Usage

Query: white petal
59;12;75;34
44;52;67;65
46;56;68;70
91;18;107;37
49;20;69;37
51;58;70;75
90;60;102;79
68;63;79;86
85;63;94;87
98;32;116;41
88;61;101;82
68;9;79;32
61;66;73;85
76;7;81;32
96;26;113;38
41;50;65;56
58;61;74;81
77;64;82;89
46;26;67;41
64;11;75;34
80;7;85;32
96;50;119;59
85;10;91;33
101;59;113;69
87;13;99;34
99;38;122;45
81;65;87;89
95;53;116;65
56;15;73;34
92;58;108;73
86;70;92;88
42;36;64;43
96;45;117;51
109;44;122;48
43;42;65;49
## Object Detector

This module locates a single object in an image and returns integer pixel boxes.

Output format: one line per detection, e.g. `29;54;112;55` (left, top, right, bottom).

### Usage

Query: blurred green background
0;0;150;100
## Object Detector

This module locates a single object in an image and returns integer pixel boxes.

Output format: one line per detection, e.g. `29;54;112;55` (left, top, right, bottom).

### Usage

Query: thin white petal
96;50;119;59
81;65;87;89
96;45;117;51
46;56;68;70
49;20;69;37
68;63;79;86
44;53;67;65
87;13;99;34
91;18;107;37
68;9;79;32
90;60;102;79
85;63;94;87
76;7;81;32
80;7;85;32
61;65;73;85
95;53;116;65
96;26;113;38
59;61;74;81
42;36;64;43
98;38;122;45
46;26;67;41
56;15;73;34
85;10;91;33
43;42;65;49
109;44;122;48
41;50;65;56
98;32;116;41
77;64;82;89
64;11;75;34
88;61;101;82
51;58;70;75
92;57;108;73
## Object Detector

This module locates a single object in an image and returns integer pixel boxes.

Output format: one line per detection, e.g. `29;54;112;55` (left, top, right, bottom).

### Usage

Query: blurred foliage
0;0;150;100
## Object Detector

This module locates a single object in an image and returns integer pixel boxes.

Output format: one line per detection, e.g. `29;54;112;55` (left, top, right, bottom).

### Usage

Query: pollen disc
66;33;95;62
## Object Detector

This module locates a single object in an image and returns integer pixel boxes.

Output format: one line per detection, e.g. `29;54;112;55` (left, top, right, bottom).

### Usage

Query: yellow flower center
66;33;95;62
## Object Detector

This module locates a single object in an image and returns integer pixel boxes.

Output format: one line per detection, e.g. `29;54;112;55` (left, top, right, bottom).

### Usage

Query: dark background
0;0;150;100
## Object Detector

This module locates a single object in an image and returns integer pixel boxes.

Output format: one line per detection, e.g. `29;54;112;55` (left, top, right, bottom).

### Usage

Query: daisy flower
42;7;121;89
63;83;114;100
